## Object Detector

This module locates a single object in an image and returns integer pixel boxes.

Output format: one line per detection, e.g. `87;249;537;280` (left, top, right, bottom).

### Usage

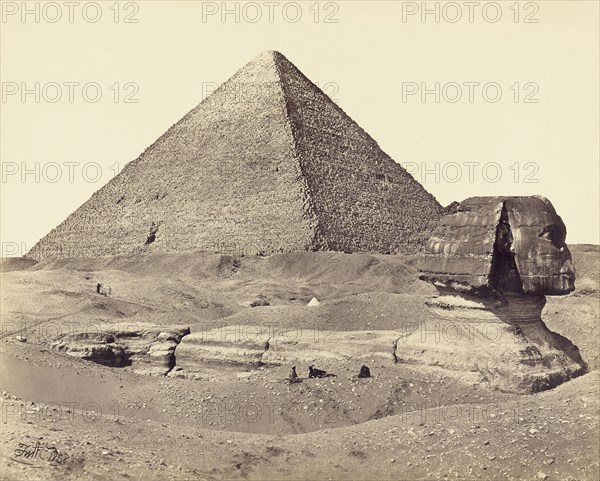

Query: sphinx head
418;196;575;296
504;197;574;294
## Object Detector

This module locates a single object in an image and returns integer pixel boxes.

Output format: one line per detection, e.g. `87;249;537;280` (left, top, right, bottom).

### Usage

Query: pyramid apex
253;50;287;61
239;51;294;80
264;49;284;56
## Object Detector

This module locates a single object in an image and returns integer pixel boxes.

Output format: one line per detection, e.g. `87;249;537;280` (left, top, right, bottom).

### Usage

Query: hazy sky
1;1;599;256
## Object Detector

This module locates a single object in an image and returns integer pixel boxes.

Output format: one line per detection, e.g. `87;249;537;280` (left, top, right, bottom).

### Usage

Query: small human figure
308;365;328;378
287;366;301;384
358;365;371;378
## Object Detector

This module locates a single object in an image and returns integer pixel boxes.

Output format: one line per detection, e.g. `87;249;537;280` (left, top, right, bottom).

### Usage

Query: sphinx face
417;196;575;297
501;197;575;295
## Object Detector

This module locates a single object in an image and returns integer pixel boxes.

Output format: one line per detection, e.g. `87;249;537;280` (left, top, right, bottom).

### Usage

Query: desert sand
1;245;598;480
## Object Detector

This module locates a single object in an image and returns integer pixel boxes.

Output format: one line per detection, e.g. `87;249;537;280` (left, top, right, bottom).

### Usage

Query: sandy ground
0;247;598;480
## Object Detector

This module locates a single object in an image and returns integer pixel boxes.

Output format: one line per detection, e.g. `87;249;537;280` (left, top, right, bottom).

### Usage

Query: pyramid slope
274;52;443;252
27;51;442;261
28;52;315;260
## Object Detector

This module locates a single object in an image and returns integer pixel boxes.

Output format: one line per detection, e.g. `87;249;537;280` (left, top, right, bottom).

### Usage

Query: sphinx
407;196;587;393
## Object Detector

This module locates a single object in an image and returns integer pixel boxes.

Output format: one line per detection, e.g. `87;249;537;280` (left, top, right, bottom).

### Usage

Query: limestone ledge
51;324;190;376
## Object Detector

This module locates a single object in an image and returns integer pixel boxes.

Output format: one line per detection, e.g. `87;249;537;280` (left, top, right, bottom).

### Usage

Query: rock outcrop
396;291;586;392
174;328;270;369
26;51;442;261
51;324;190;375
172;326;399;378
414;196;587;392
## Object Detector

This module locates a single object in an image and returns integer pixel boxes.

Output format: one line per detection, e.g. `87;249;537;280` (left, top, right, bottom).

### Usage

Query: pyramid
27;51;443;261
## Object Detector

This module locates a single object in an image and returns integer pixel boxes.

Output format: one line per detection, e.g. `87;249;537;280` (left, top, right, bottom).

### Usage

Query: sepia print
1;1;599;480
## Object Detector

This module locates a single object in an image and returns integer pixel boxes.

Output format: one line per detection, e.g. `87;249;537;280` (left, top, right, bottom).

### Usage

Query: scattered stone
96;283;112;296
250;297;270;307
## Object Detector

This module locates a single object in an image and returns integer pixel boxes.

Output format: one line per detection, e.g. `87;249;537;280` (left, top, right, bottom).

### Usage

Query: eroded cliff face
171;326;400;380
414;196;586;393
51;324;190;376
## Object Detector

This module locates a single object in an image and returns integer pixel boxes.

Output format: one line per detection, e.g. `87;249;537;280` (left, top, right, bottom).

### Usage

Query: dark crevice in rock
164;330;192;376
52;326;190;376
489;202;523;294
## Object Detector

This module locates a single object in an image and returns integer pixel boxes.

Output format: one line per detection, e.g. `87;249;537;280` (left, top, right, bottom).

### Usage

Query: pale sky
1;1;599;257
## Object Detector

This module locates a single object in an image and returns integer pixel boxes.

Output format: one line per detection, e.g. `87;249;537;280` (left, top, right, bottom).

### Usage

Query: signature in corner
10;441;70;466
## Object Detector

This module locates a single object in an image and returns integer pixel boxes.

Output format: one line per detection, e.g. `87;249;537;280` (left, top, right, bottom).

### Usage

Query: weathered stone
26;51;442;261
174;330;270;370
395;290;587;392
172;326;399;375
96;282;112;296
51;324;190;375
413;196;587;392
418;196;575;295
262;329;399;366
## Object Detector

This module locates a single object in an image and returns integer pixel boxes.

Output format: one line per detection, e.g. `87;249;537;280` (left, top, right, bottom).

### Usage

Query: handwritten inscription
11;441;70;466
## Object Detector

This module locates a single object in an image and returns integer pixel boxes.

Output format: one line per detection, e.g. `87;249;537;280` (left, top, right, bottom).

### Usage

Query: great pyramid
27;51;443;261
